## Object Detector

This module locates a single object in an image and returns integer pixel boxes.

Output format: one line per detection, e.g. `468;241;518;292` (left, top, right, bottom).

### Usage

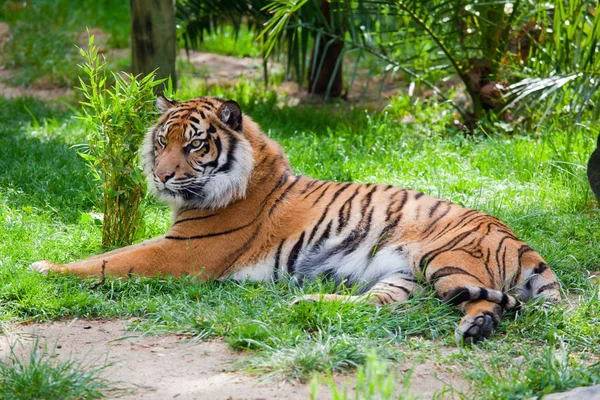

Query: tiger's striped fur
31;96;560;344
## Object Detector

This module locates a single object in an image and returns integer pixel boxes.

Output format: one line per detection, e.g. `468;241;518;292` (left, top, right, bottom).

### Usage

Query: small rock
56;345;62;349
83;325;92;329
534;385;600;400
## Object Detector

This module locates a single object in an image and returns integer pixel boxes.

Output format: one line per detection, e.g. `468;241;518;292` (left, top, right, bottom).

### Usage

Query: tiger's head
142;96;254;211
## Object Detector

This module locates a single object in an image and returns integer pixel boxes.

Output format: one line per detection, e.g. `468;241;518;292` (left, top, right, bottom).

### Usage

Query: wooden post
130;0;177;91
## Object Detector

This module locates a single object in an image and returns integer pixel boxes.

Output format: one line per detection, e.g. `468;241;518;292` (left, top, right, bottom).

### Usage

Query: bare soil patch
0;319;465;399
0;69;72;101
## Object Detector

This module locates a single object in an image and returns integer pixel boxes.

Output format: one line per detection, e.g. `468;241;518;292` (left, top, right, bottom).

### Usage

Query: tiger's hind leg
296;273;423;306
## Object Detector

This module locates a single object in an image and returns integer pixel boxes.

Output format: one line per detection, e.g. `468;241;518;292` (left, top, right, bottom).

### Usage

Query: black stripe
479;287;489;300
218;222;264;277
443;287;473;305
386;190;408;223
383;282;411;295
419;224;482;271
311;182;333;206
536;282;558;295
214;136;222;155
299;179;318;195
500;293;510;307
483;247;496;287
166;173;288;241
380;292;395;304
427;209;481;243
307;183;352;243
302;180;328;199
428;201;442;217
495;237;511;284
273;240;285;280
429;266;486;285
314;220;333;248
422;203;451;236
414;192;425;199
337;190;359;234
533;262;548;274
214;135;237;174
199;98;216;107
173;213;218;225
287;232;305;275
518;245;534;257
512;245;536;287
268;175;302;216
333;207;374;258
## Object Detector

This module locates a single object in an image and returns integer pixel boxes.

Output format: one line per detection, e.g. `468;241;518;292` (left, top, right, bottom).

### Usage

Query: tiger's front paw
29;260;64;275
455;313;496;345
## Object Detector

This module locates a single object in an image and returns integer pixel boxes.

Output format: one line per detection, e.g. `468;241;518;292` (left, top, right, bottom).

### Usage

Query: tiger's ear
217;100;243;131
156;95;178;114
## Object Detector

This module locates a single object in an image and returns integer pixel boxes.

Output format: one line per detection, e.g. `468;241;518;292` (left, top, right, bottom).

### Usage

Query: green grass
0;0;130;87
0;337;125;399
1;77;599;398
310;350;416;400
464;341;600;399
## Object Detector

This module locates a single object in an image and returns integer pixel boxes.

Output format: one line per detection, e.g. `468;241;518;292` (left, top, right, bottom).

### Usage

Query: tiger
31;95;561;344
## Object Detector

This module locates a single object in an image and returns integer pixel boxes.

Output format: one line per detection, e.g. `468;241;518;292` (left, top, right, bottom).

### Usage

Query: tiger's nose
157;170;175;183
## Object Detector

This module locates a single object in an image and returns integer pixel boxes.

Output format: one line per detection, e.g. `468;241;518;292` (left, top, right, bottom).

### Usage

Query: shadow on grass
0;96;92;223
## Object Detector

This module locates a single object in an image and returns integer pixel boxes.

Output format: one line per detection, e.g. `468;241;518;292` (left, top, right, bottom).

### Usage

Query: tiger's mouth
153;176;207;201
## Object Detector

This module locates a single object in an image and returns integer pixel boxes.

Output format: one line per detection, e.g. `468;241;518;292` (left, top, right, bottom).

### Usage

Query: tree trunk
130;0;177;91
308;0;343;97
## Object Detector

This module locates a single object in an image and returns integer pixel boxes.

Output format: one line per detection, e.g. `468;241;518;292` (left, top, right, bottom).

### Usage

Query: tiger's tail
443;284;519;310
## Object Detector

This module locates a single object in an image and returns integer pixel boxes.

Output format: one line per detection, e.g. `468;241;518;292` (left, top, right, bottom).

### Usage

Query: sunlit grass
0;81;599;397
0;337;126;399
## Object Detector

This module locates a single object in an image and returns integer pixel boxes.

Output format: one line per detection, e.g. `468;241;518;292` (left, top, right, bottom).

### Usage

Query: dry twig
88;260;107;290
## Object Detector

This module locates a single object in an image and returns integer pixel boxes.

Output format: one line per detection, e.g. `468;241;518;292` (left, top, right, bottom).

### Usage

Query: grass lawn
1;5;599;396
1;78;599;398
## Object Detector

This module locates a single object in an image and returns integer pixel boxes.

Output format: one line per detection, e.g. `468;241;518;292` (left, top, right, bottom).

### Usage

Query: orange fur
32;96;560;344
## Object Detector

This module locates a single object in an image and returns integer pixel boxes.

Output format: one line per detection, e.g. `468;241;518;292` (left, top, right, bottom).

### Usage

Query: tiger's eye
190;139;202;148
158;136;168;147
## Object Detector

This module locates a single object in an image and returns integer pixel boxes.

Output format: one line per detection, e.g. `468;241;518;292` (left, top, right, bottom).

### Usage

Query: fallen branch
88;260;107;290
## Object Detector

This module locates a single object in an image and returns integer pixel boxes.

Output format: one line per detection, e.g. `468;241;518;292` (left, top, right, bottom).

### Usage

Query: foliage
505;1;600;127
182;0;599;126
176;0;268;52
77;36;162;248
1;79;599;395
0;0;130;88
0;337;125;399
310;350;414;400
464;338;600;399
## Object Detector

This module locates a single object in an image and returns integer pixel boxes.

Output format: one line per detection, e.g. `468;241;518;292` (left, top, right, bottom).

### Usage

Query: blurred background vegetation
0;2;599;397
1;0;598;130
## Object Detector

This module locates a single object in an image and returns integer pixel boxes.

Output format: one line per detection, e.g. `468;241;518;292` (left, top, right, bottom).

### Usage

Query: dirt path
0;319;464;399
0;319;322;399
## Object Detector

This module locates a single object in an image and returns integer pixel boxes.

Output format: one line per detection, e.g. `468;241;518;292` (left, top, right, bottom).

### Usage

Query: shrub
77;35;163;248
